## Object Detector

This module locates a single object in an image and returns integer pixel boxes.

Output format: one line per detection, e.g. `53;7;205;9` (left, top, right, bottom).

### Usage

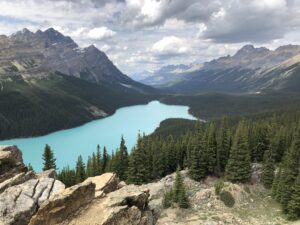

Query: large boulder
0;178;65;225
62;184;154;225
83;172;119;198
0;146;27;183
29;181;95;225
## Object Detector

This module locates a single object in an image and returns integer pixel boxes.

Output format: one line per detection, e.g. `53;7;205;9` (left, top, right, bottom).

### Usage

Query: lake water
0;101;196;171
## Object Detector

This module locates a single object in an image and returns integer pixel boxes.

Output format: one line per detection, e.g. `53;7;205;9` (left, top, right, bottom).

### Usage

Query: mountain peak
10;28;34;42
234;44;270;57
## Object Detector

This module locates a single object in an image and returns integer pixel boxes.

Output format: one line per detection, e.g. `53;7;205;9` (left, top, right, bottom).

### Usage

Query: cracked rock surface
0;178;65;225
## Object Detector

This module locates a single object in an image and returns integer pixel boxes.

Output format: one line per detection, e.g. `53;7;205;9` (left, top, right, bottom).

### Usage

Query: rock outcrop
83;173;119;198
63;185;154;225
29;181;95;225
0;178;65;225
0;146;27;183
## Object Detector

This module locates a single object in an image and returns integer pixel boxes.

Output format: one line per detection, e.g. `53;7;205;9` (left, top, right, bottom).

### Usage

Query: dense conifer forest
39;110;300;219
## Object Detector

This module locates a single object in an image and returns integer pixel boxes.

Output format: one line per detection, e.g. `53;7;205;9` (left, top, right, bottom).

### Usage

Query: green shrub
162;190;173;208
214;179;224;195
220;190;235;207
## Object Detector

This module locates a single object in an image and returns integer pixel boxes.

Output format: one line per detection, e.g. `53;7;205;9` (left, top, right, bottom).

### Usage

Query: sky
0;0;300;76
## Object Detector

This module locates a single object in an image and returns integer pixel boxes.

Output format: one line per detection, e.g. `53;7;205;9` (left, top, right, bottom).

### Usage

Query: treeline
42;111;300;219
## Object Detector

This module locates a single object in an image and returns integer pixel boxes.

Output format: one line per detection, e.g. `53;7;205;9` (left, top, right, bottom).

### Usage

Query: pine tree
261;127;275;189
86;156;94;177
287;170;300;220
115;136;129;180
27;163;34;172
206;123;217;175
218;116;231;173
272;166;282;201
75;155;86;183
96;145;102;174
225;121;251;183
279;127;300;212
102;146;108;172
253;125;270;162
189;133;207;181
58;165;76;187
173;167;189;208
42;144;56;171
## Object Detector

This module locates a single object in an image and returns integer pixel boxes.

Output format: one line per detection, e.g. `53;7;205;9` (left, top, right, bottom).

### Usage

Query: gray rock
0;178;65;225
0;146;27;183
29;181;95;225
0;171;35;194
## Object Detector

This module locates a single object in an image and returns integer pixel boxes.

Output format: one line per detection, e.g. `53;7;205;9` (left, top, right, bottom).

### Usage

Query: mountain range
136;44;300;93
0;28;156;139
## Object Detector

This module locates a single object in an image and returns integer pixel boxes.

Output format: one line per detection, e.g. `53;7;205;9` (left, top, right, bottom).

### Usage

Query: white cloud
151;36;191;56
87;27;116;40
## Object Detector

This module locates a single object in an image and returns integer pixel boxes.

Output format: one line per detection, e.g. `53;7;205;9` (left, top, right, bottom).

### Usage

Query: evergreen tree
42;144;56;171
27;163;34;172
225;121;251;183
206;123;217;174
288;170;300;220
173;167;189;208
261;127;275;189
115;136;129;180
96;145;102;174
102;146;108;172
279;127;300;212
253;125;270;162
75;155;86;183
58;165;76;187
189;134;207;181
86;156;94;177
272;166;282;201
218;116;231;173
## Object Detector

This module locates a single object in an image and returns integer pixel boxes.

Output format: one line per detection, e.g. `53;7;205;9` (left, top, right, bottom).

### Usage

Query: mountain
0;28;156;139
134;63;202;86
1;28;153;93
148;44;300;93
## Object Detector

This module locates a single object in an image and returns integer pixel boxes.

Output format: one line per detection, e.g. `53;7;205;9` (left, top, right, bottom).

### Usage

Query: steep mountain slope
0;28;154;93
146;45;300;93
0;28;156;140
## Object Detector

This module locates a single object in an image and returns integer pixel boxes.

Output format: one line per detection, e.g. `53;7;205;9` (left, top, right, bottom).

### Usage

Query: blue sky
0;0;299;76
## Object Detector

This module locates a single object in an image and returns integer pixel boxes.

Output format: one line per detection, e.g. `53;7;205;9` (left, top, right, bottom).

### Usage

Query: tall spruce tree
115;136;129;181
218;116;231;173
287;170;300;220
102;146;108;172
279;127;300;212
225;121;251;183
189;131;207;181
173;167;189;208
42;144;56;171
96;145;102;174
261;126;275;189
75;155;86;183
206;123;218;175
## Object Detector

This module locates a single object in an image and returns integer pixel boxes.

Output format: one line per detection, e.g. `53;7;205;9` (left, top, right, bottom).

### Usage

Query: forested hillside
49;110;300;220
0;74;154;140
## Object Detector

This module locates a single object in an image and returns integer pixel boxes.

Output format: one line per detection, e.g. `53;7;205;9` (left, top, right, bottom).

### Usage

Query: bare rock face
0;171;35;194
64;184;154;225
0;146;27;183
0;178;65;225
83;173;119;198
29;181;95;225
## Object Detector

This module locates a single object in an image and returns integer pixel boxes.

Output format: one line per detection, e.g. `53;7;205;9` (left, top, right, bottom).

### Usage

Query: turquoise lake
0;101;196;171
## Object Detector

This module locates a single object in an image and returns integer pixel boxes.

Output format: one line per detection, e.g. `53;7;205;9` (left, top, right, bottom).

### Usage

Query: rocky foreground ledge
0;145;295;225
0;146;155;225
